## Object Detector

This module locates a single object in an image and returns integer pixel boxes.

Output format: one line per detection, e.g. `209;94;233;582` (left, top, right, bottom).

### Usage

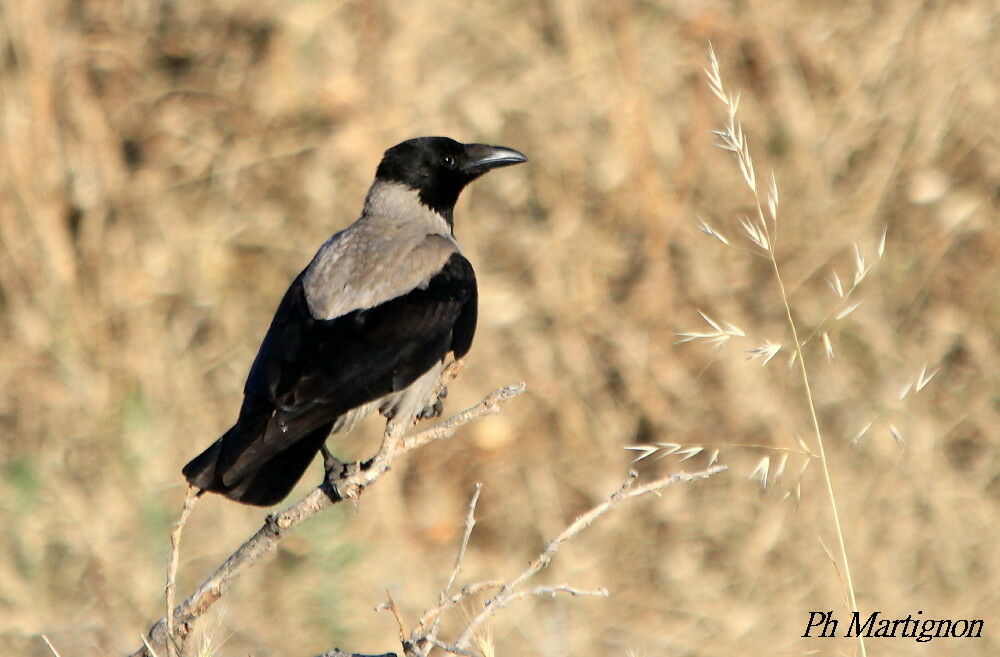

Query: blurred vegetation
0;1;996;656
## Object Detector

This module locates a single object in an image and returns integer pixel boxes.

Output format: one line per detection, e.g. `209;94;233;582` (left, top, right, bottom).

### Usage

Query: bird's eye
442;155;455;168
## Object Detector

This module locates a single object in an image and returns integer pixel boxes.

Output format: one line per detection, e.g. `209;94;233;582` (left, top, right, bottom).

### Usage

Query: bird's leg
320;443;365;504
417;358;463;421
416;380;448;421
320;443;344;480
321;444;365;479
417;386;446;420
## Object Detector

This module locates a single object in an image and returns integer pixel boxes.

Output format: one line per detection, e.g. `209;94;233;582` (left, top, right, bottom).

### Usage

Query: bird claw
417;384;448;420
320;445;366;503
417;397;444;420
320;444;345;479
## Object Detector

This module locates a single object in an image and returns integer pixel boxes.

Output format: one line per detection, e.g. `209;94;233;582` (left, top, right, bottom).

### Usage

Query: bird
182;136;527;506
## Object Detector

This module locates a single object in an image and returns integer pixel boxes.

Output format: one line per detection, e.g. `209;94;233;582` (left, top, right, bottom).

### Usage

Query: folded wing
182;251;477;506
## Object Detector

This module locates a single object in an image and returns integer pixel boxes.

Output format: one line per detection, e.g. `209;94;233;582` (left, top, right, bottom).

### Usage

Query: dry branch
355;465;728;657
165;487;198;657
130;383;526;657
442;466;726;654
311;651;398;657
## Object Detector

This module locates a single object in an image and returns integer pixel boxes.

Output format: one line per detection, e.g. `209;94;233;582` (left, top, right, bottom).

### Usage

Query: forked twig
393;465;727;656
130;383;526;657
448;467;725;652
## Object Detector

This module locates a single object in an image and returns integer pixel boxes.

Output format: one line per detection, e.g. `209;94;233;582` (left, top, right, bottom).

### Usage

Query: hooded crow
182;137;527;506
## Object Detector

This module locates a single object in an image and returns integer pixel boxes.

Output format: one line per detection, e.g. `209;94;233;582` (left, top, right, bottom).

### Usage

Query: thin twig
423;637;477;657
165;486;199;657
505;584;609;603
381;589;407;641
438;466;726;651
444;484;481;599
311;466;724;657
410;484;484;656
130;383;526;657
312;650;398;657
411;580;504;635
140;635;161;657
41;635;62;657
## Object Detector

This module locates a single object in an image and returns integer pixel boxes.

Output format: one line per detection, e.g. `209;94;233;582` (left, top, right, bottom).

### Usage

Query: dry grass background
0;1;997;656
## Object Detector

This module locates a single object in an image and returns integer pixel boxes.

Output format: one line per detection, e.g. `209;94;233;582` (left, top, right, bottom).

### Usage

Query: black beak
461;143;528;175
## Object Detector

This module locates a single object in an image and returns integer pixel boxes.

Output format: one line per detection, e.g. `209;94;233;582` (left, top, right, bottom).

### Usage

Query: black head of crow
376;136;527;221
182;137;526;506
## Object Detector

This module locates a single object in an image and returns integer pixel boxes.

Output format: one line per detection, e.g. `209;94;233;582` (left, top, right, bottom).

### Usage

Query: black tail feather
182;419;334;507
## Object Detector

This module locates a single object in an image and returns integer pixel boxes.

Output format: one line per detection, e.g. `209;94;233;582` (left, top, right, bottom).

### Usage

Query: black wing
183;252;477;505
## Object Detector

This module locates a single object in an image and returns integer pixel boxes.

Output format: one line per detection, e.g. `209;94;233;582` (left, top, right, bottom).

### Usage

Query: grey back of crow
182;137;526;506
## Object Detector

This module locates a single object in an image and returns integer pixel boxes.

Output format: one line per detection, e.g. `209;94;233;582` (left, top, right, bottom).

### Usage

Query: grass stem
769;254;867;657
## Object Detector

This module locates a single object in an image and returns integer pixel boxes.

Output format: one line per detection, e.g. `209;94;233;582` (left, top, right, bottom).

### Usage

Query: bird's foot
417;384;448;420
320;444;345;480
417;397;444;420
320;445;367;503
